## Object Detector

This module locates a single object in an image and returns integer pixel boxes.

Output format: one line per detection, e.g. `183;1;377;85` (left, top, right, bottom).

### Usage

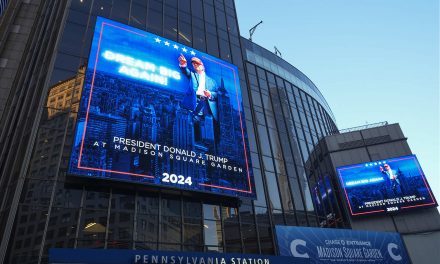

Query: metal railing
338;121;389;134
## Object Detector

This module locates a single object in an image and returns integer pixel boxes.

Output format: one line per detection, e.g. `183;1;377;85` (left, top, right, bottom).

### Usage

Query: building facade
0;1;345;264
311;123;440;264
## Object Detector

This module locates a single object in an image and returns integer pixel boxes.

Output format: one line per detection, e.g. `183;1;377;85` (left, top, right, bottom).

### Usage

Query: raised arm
178;54;191;78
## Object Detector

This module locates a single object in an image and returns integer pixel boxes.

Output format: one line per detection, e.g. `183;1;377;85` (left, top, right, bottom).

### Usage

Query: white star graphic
164;41;170;46
173;44;179;49
190;50;196;55
182;47;188;53
155;37;161;43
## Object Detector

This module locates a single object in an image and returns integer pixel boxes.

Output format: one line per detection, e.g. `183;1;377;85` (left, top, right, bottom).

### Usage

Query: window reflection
136;214;158;242
203;220;222;247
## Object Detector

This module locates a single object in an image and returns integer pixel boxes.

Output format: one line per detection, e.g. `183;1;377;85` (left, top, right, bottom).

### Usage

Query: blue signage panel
337;154;437;216
49;249;305;264
275;226;410;264
68;17;255;198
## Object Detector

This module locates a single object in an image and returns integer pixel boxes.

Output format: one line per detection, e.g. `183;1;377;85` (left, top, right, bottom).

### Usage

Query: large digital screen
312;175;341;227
275;226;410;264
68;17;255;198
337;154;437;216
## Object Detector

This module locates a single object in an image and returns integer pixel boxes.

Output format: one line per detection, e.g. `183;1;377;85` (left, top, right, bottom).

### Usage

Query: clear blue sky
236;0;439;200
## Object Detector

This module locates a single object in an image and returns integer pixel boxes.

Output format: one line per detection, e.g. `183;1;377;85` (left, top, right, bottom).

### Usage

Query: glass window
288;176;305;211
191;0;203;18
70;0;92;13
192;26;206;52
84;189;109;209
111;192;135;211
257;125;271;156
130;3;147;28
137;193;159;215
206;33;219;57
252;168;267;207
254;206;269;225
203;4;216;25
147;9;163;35
203;220;222;246
258;224;274;254
136;214;158;242
58;22;86;56
79;209;108;240
108;212;133;241
223;218;241;251
160;216;181;243
183;201;202;219
278;174;294;211
161;197;181;216
265;172;281;209
215;9;227;30
241;223;258;254
178;21;192;45
178;0;191;13
203;204;221;220
110;0;130;23
184;218;202;245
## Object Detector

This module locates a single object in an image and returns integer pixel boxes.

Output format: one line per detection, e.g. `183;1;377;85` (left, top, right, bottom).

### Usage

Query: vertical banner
275;226;410;264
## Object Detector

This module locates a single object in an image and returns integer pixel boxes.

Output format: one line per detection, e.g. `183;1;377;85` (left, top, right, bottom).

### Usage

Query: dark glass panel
76;239;105;249
79;209;108;240
110;0;130;24
252;168;267;207
136;214;158;242
130;3;147;28
160;216;181;243
160;243;181;251
91;0;112;17
135;242;157;250
20;179;54;206
137;193;159;215
57;22;86;57
111;192;135;211
147;9;163;35
107;240;132;249
70;0;93;13
183;200;202;219
83;189;109;209
53;185;82;208
108;212;133;241
206;33;219;57
161;197;181;216
241;222;258;254
254;206;269;225
178;0;191;13
183;218;202;245
223;219;241;252
271;209;284;225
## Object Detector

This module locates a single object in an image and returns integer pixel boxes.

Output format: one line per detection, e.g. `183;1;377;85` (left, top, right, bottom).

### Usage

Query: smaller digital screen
337;154;437;216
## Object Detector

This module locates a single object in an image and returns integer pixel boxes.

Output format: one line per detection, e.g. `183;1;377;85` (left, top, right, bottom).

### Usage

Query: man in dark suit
178;54;220;147
380;163;404;196
178;55;218;121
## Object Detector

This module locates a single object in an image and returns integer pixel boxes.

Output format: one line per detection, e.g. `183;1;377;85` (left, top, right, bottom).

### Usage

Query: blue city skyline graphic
68;17;255;198
337;154;436;216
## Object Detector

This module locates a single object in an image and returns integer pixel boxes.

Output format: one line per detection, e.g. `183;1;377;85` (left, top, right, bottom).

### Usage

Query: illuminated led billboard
337;154;437;216
68;17;255;198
